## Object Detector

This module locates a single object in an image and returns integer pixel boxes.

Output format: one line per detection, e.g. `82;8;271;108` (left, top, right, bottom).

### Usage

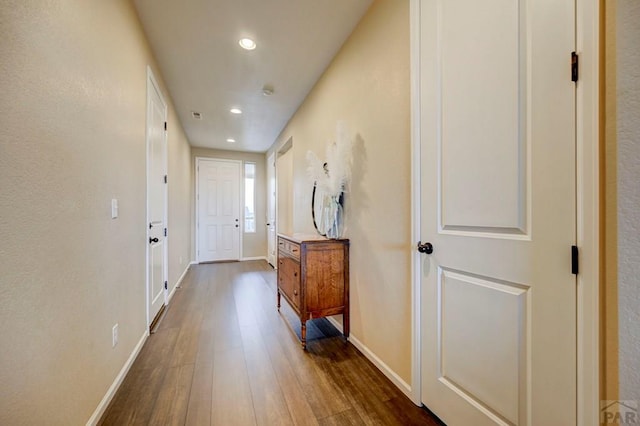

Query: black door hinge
164;228;167;237
571;245;579;275
164;121;167;131
571;52;579;83
164;175;167;184
164;280;168;290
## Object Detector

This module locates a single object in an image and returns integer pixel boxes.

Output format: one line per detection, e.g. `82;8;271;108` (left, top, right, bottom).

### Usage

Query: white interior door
267;152;276;266
197;158;241;262
418;1;576;425
146;70;167;327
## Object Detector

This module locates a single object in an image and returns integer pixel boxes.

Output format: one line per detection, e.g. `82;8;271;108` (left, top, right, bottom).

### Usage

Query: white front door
418;1;576;425
146;69;167;327
197;158;241;262
267;152;276;267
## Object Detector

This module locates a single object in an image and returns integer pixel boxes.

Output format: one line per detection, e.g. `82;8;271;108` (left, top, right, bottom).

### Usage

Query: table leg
343;310;350;341
301;321;307;350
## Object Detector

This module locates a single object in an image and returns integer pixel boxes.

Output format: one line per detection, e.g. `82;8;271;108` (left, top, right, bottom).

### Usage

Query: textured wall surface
0;1;192;424
267;0;412;382
617;0;640;401
191;148;267;259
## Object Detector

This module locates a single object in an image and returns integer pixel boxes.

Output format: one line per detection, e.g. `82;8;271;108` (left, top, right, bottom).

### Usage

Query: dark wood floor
99;261;442;426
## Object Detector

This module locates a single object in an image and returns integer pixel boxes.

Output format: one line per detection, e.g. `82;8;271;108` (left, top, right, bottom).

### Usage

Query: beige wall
277;146;294;235
191;148;267;259
267;0;412;382
0;1;192;424
616;0;640;401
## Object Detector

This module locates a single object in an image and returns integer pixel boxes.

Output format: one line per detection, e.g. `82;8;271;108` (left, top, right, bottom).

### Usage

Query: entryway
196;158;242;262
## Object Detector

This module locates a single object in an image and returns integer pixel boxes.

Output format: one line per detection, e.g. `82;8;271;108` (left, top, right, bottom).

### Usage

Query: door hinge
164;121;167;131
164;175;167;184
164;228;167;237
571;245;579;275
571;52;579;83
164;280;168;290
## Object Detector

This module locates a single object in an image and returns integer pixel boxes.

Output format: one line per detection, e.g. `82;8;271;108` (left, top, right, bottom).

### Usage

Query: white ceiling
133;0;373;153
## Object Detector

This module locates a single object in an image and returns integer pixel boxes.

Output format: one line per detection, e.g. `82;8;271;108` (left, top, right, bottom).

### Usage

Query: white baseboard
240;256;267;261
86;330;149;426
189;261;198;265
326;317;413;400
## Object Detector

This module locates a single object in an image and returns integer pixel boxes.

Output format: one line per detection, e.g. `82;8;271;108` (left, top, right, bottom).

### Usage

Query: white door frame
409;0;600;424
145;66;169;327
267;152;277;266
195;157;243;263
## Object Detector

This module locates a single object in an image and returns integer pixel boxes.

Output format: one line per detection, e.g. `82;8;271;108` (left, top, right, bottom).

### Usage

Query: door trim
409;1;601;424
145;66;168;328
195;157;243;263
267;151;277;267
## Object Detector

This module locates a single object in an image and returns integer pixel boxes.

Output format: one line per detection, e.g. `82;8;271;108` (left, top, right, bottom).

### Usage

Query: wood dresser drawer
278;238;300;260
276;234;349;349
278;255;301;310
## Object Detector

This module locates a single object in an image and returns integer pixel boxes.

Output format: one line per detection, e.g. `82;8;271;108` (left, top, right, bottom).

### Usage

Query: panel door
418;0;577;425
147;73;167;326
197;159;240;262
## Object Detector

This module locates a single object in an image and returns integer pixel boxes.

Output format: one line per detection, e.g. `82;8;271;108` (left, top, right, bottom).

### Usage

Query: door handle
149;237;159;244
417;241;433;254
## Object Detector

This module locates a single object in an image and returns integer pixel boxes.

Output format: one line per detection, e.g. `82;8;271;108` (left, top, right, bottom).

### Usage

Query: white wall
0;1;192;424
617;0;640;401
267;0;412;383
191;148;267;259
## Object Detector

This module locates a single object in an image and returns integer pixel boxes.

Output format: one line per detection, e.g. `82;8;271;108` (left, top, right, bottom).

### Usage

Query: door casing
409;0;601;424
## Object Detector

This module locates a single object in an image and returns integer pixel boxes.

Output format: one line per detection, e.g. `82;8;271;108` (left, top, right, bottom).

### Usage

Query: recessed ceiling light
230;108;242;114
238;38;256;50
226;138;236;143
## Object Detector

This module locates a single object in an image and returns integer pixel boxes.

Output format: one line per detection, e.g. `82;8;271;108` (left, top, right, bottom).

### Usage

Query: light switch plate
111;199;118;219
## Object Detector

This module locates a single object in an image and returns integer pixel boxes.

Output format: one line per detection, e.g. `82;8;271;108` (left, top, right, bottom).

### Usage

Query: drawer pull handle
293;290;298;296
294;272;297;277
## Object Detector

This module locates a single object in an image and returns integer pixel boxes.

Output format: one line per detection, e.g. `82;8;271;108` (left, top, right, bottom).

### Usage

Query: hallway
99;261;440;425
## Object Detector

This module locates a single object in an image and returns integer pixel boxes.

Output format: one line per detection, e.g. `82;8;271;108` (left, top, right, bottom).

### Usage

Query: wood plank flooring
99;261;442;426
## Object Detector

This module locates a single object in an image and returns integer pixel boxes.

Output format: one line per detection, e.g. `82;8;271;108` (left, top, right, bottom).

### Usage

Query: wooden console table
277;233;350;349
